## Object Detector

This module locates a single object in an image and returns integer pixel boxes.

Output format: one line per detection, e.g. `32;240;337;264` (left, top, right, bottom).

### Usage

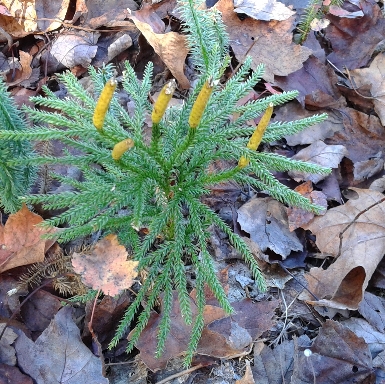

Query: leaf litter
2;0;385;382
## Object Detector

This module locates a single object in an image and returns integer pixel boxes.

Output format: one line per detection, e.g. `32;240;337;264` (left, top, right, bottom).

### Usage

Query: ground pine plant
0;80;35;213
0;0;331;366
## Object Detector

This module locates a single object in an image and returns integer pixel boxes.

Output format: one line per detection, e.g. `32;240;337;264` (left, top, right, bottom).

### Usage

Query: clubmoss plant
0;79;35;213
0;0;331;365
297;0;344;43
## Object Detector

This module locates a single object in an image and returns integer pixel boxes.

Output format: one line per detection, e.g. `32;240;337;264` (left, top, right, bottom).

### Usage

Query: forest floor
1;0;385;383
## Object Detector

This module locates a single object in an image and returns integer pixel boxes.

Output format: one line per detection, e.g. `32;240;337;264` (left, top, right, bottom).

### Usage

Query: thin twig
277;261;322;303
344;66;378;100
155;363;204;384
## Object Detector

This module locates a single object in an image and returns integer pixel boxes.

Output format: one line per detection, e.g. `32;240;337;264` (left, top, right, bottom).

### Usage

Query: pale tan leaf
236;360;255;384
299;188;385;310
349;52;385;127
130;16;190;89
2;0;70;36
3;0;37;35
215;0;311;82
34;0;70;32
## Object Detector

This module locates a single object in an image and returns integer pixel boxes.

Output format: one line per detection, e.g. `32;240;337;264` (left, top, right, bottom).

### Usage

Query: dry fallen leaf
273;55;341;107
20;290;62;337
233;0;295;21
0;364;33;384
0;204;56;273
201;299;278;358
325;0;385;70
252;339;297;383
6;51;32;87
237;197;303;258
342;317;385;355
1;0;70;37
80;0;137;29
236;360;255;384
324;106;385;183
291;320;375;383
300;188;385;310
136;289;278;371
15;306;108;384
216;0;311;82
329;5;363;18
0;324;17;365
72;234;138;296
82;293;131;348
272;100;344;146
130;15;190;89
287;181;327;231
289;140;348;184
358;292;385;334
135;291;200;371
349;52;385;127
50;31;100;69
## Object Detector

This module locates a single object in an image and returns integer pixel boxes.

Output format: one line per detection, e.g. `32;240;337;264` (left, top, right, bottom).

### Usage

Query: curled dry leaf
130;16;190;89
136;289;278;371
72;234;138;297
0;204;56;273
300;188;385;310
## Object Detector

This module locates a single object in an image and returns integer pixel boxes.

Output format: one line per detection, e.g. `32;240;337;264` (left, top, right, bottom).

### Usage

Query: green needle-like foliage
297;0;344;43
0;0;331;366
0;80;35;213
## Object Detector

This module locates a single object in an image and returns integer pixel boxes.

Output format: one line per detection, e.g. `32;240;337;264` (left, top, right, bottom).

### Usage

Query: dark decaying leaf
15;306;108;384
325;0;385;70
291;320;375;383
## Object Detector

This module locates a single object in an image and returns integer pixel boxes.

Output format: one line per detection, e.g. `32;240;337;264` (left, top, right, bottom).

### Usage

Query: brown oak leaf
0;204;56;273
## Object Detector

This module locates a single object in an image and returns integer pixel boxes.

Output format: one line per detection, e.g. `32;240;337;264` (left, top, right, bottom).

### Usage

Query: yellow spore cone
151;79;177;124
238;102;274;168
93;78;117;131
